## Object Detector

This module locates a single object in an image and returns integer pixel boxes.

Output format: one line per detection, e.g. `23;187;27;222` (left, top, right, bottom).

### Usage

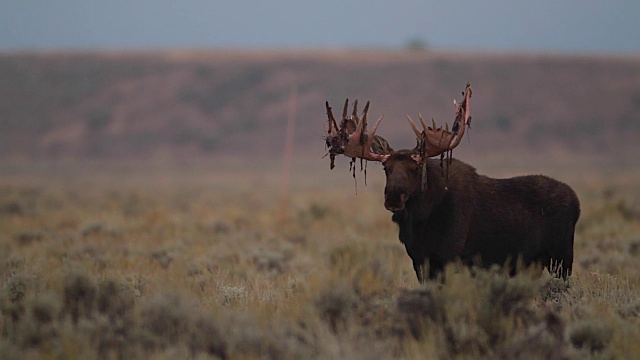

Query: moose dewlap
324;84;579;282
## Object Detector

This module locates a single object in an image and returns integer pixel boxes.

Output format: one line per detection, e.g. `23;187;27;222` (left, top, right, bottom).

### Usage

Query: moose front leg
412;260;426;283
411;257;444;283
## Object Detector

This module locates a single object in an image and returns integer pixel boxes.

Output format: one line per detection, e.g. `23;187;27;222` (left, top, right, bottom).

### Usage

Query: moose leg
411;257;445;283
427;257;445;281
549;223;575;280
412;260;426;284
547;253;572;279
560;227;575;279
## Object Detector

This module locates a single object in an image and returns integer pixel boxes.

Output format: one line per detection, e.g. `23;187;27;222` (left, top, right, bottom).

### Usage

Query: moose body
384;151;580;282
324;84;580;282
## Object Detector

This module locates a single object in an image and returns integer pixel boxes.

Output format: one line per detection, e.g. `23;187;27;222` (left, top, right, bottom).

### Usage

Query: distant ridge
1;50;638;161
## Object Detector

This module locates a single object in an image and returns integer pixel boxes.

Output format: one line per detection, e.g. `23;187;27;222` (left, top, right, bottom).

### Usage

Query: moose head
324;84;472;212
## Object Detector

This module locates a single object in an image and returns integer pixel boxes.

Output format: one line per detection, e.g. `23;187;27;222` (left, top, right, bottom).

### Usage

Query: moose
324;84;580;282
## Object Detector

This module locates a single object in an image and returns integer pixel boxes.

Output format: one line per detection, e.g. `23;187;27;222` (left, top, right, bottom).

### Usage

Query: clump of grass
18;293;60;350
569;320;613;354
95;278;135;322
188;313;227;359
249;246;292;275
395;265;570;358
396;285;445;339
329;243;368;274
539;274;571;308
313;281;357;333
0;340;21;360
140;292;192;347
326;242;397;296
62;272;96;323
150;249;174;269
218;284;247;306
3;271;27;304
80;222;122;239
30;292;60;325
13;231;44;246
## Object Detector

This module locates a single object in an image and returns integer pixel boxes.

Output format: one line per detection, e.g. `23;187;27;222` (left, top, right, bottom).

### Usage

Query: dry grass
1;159;640;359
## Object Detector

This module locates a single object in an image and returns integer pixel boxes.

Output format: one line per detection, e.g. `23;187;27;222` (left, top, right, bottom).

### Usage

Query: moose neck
405;159;449;220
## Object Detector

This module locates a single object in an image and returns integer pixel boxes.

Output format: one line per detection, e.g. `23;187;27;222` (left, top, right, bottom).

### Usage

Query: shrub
569;320;612;353
314;282;357;333
140;292;192;346
62;272;96;323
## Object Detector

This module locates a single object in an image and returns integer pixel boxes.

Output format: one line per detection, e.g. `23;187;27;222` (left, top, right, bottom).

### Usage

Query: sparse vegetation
1;161;639;359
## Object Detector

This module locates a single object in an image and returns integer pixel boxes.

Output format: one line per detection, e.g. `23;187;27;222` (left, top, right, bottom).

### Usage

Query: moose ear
411;154;421;163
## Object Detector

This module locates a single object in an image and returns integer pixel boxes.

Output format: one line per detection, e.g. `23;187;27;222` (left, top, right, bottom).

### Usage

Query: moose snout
384;191;407;212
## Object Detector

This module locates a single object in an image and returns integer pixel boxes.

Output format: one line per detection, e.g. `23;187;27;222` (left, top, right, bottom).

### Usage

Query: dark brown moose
324;84;580;282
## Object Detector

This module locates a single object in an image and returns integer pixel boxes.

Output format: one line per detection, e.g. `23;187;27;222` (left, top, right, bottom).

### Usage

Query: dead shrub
396;286;444;339
96;278;135;322
63;272;96;323
150;249;174;269
569;320;613;353
189;313;228;359
13;231;44;246
314;282;357;333
249;246;291;274
140;292;192;347
30;293;60;324
540;275;571;307
0;339;21;360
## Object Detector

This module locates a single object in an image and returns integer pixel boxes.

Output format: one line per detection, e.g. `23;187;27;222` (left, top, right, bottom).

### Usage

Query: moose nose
384;192;407;212
385;204;405;212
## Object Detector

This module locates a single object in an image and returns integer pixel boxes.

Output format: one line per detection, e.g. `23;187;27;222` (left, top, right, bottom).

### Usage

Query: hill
1;50;639;162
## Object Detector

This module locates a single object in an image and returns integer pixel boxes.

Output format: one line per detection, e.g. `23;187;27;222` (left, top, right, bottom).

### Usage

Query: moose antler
324;99;389;169
407;83;472;159
406;83;472;191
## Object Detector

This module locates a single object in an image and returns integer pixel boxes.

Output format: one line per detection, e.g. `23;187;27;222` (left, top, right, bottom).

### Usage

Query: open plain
1;50;640;359
1;155;640;359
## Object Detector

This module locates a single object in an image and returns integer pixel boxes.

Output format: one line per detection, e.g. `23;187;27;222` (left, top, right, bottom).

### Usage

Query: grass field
1;157;640;359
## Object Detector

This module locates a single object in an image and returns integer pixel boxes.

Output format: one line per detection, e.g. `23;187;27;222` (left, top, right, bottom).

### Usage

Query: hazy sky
1;1;639;54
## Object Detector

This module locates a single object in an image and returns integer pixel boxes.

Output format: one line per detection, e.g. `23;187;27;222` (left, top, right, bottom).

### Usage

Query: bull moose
324;84;580;282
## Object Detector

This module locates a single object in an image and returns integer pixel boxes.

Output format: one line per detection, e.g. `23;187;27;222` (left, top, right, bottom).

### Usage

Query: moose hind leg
555;252;573;280
561;229;575;279
552;225;575;279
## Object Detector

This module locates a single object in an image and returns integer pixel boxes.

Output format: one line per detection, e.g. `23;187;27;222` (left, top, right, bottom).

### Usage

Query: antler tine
362;101;370;123
354;105;364;135
325;101;339;134
360;101;370;144
447;83;472;142
342;98;349;121
418;113;428;132
340;98;351;133
406;115;422;138
369;115;384;138
352;99;359;123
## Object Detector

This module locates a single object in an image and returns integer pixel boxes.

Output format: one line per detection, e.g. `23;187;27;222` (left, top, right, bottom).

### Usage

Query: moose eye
412;167;420;176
